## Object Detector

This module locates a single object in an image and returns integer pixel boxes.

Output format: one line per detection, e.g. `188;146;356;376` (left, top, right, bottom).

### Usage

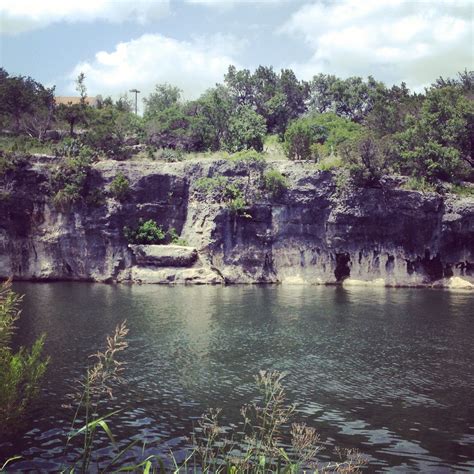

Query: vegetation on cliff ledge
0;66;472;198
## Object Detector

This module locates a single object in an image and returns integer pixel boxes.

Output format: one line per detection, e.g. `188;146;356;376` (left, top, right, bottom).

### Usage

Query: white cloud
281;0;473;90
68;33;242;102
0;0;170;34
184;0;285;8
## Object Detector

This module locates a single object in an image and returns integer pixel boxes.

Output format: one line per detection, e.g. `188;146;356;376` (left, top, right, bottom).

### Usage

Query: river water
1;283;473;472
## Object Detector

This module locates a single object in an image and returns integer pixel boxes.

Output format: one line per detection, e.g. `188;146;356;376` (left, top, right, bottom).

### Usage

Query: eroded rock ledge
0;156;472;288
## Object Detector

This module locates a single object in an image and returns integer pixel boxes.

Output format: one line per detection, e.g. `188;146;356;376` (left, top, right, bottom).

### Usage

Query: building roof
55;96;98;107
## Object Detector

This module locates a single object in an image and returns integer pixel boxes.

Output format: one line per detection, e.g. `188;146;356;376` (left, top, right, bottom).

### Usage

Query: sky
1;0;473;109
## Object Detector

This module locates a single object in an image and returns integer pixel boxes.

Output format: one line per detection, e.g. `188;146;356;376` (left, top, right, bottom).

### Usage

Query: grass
450;184;474;197
263;134;287;161
0;135;55;155
62;340;366;472
314;154;343;171
401;176;437;193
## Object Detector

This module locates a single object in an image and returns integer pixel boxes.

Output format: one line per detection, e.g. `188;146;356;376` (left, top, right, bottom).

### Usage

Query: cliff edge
0;156;472;288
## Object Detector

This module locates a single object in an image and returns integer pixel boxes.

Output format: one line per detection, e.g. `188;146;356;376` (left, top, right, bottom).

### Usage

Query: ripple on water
3;283;474;471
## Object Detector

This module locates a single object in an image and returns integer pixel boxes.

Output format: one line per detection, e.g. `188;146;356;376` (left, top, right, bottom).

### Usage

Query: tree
308;74;386;123
143;84;182;120
395;85;474;181
189;85;233;151
57;72;89;137
283;113;362;161
340;133;392;186
284;117;327;161
224;65;255;106
0;68;55;139
224;105;267;152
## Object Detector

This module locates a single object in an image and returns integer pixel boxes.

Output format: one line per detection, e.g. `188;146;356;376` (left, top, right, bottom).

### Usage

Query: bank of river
2;283;473;471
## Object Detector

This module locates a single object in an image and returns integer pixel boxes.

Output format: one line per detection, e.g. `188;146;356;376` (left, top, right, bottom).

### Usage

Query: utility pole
129;89;140;115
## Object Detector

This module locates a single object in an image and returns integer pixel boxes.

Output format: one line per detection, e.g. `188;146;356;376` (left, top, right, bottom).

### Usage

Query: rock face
0;156;472;287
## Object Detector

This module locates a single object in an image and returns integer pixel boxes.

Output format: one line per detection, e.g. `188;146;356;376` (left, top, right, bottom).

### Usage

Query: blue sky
1;0;472;108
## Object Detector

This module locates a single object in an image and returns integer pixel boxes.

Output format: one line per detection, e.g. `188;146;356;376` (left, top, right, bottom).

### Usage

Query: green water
1;283;473;472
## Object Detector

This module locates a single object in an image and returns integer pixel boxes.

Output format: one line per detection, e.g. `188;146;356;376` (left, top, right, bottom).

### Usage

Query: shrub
195;176;229;196
109;172;130;200
50;153;94;210
450;184;474;197
124;219;166;244
53;137;95;159
340;134;392;186
263;169;287;198
0;280;49;431
284;117;327;160
401;176;437;193
284;113;363;161
157;148;184;162
228;195;248;215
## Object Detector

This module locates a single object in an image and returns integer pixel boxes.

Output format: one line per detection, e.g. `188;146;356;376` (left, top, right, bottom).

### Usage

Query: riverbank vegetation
0;280;49;432
0;66;472;194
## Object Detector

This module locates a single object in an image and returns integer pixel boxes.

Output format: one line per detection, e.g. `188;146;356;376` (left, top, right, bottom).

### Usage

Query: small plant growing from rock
263;169;287;198
167;227;188;246
109;172;130;201
124;219;166;244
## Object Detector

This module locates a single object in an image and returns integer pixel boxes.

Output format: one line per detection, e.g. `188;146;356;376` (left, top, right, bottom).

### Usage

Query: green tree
396;85;473;181
0;68;55;139
189;85;233;151
57;72;89;137
284;117;327;160
143;84;182;120
224;105;267;152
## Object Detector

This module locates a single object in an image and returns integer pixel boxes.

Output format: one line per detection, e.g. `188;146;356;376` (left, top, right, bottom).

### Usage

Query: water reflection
3;283;474;471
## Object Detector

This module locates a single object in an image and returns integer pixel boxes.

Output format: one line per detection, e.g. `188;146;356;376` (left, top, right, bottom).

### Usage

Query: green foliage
263;169;287;198
450;184;474;197
195;176;229;195
57;369;365;472
143;84;182;120
341;134;392;186
0;151;18;176
195;175;248;214
167;227;188;246
308;74;385;123
54;137;95;159
157;148;184;162
284;113;363;161
401;176;437;193
66;322;129;473
0;135;54;155
314;154;343;171
0;68;55;139
0;280;49;431
395;85;473;182
124;219;166;245
224;105;267;152
109;172;130;201
51;151;94;210
82;107;134;160
284;117;327;160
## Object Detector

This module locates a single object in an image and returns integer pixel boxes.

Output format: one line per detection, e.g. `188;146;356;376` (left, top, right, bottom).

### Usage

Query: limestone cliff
0;155;472;288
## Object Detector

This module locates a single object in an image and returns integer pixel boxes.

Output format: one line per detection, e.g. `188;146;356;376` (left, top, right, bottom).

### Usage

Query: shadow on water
2;283;474;471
